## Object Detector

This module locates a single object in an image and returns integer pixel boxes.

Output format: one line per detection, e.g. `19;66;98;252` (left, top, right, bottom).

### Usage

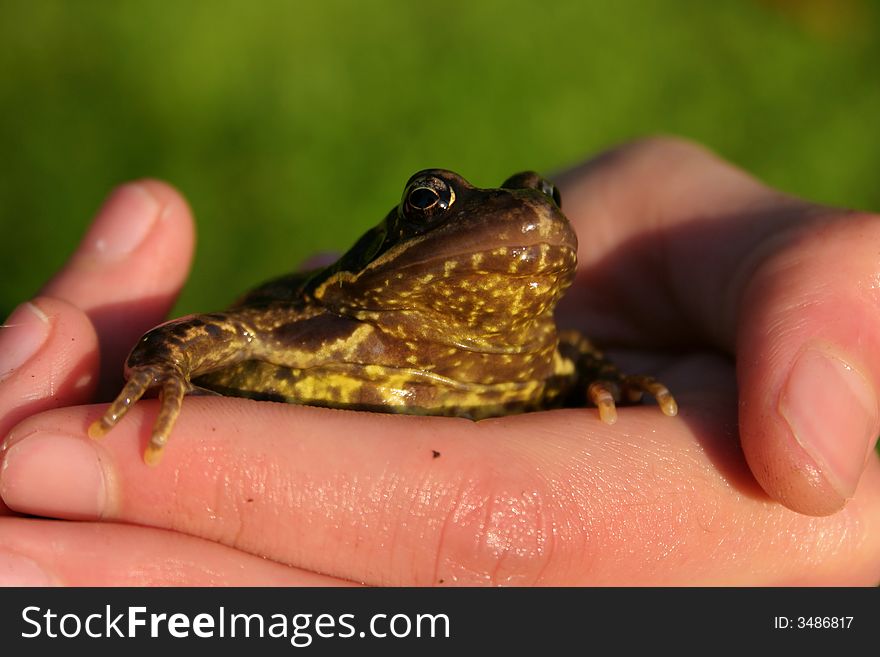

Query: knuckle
617;134;714;163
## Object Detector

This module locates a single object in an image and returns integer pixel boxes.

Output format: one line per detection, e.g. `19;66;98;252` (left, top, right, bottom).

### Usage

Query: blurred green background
2;0;879;320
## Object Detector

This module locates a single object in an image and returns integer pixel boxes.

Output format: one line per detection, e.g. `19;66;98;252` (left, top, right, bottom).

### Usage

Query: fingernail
1;432;109;519
780;346;879;500
0;551;56;586
79;183;160;261
0;302;51;383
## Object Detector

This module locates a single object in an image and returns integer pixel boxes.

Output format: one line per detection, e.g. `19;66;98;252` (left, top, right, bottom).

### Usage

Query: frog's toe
90;365;191;465
657;388;678;417
622;375;678;417
143;376;187;466
587;381;619;424
89;368;155;439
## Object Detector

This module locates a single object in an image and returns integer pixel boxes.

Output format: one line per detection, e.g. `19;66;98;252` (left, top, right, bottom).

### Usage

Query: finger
555;136;880;515
4;381;879;585
41;180;195;396
0;298;99;515
0;298;99;451
737;218;880;515
0;517;353;586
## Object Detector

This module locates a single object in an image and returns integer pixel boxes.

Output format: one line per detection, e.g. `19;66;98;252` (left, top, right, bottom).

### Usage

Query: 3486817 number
774;616;854;629
796;617;853;629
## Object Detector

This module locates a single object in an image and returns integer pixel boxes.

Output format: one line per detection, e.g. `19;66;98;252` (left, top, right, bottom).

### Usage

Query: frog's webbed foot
557;330;678;423
88;365;189;466
587;375;678;425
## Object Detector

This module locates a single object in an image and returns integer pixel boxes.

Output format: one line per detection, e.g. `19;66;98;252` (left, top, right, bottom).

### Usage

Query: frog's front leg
89;313;260;465
556;329;678;423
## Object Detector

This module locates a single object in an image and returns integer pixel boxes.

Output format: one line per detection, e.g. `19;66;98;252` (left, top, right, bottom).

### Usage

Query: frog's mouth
364;239;578;280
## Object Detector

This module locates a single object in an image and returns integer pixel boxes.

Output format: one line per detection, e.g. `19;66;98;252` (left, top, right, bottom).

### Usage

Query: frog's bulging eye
402;176;455;222
409;186;441;211
501;171;562;209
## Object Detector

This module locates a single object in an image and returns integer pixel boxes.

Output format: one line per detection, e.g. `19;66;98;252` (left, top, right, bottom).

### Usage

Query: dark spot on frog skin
432;450;441;458
273;367;295;382
170;323;192;337
274;314;364;347
204;323;223;338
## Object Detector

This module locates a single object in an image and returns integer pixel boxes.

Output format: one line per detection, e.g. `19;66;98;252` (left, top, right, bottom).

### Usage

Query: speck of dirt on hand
432;450;441;459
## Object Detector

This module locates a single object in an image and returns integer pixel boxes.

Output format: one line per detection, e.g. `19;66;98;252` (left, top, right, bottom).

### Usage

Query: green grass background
2;0;879;320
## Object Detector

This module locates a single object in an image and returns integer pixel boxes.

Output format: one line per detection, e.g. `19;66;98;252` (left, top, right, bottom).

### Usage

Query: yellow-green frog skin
91;170;677;464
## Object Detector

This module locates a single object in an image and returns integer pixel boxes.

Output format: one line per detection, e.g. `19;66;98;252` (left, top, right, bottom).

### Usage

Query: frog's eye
501;171;562;209
409;187;441;211
402;176;455;222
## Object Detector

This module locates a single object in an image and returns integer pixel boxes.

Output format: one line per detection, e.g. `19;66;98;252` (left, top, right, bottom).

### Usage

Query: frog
90;169;677;465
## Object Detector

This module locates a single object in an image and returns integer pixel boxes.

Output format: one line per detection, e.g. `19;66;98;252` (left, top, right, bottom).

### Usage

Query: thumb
737;213;880;515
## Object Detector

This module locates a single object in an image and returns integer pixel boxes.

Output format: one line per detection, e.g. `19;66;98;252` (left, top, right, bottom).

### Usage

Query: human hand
0;182;348;585
1;138;879;585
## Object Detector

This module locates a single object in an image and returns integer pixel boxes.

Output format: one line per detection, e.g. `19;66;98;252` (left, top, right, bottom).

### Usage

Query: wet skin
91;170;677;464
